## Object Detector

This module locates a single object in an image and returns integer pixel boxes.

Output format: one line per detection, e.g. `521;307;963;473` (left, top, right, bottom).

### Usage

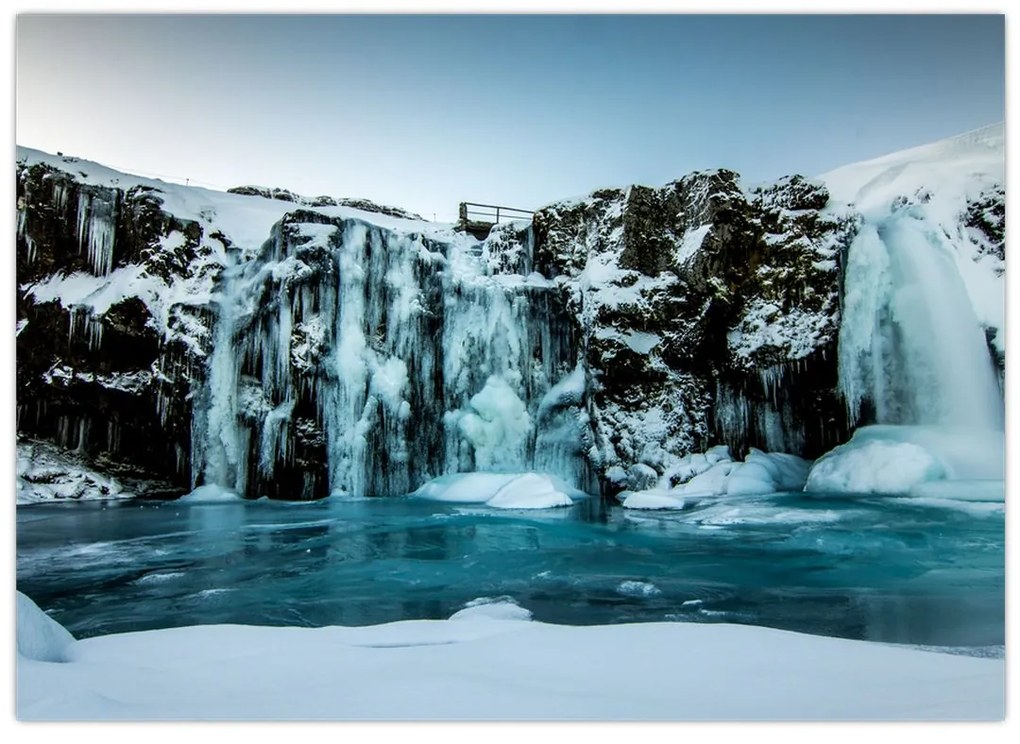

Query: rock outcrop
15;131;1004;500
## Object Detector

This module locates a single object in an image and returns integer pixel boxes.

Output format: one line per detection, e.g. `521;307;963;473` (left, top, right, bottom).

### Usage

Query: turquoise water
16;491;1004;648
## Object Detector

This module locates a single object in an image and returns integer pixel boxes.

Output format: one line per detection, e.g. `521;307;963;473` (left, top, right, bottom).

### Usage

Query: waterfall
193;217;589;498
838;210;1003;430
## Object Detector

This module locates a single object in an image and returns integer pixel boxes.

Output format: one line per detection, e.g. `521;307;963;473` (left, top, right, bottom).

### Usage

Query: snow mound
449;597;533;622
16;441;132;504
177;484;244;503
17;592;75;663
412;473;518;503
412;472;578;509
485;473;574;509
621;448;811;509
806;425;1004;496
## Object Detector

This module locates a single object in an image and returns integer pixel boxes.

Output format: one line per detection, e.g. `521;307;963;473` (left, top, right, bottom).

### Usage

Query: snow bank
621;447;811;510
806;425;1004;496
412;472;578;509
17;592;75;663
16;595;1003;720
16;441;133;504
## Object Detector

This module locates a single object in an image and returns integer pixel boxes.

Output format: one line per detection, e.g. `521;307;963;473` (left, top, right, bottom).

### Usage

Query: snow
16;595;1004;720
411;472;518;503
621;447;811;509
177;484;244;503
485;472;574;509
412;472;578;509
821;123;1004;219
16;441;132;504
449;597;533;622
17;146;456;247
806;425;1004;496
675;223;712;266
16;592;75;663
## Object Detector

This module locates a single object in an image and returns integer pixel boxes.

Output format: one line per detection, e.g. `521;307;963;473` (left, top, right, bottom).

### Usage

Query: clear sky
16;13;1005;222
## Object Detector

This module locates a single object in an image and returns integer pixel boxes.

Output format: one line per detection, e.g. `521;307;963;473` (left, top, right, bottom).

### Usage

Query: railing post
458;202;467;230
496;206;500;224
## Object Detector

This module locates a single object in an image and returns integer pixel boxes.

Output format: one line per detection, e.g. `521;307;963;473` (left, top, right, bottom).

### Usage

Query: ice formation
412;471;580;509
805;425;1004;496
810;124;1006;496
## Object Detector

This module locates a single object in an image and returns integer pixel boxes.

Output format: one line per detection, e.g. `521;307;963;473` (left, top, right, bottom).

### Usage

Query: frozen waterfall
838;209;1003;431
192;217;593;499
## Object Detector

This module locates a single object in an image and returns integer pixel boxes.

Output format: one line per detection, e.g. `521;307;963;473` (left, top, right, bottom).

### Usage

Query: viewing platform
456;202;534;240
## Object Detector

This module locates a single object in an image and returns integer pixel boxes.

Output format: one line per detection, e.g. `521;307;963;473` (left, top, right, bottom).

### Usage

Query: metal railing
457;202;534;236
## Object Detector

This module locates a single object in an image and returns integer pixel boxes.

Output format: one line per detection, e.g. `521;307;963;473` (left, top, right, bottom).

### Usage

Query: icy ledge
17;592;1003;720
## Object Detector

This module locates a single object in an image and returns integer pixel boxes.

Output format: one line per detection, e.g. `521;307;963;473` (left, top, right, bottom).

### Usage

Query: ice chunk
449;597;533;622
17;592;75;663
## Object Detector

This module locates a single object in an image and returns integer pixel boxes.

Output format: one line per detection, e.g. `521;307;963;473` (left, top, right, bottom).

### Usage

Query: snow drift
16;592;1003;720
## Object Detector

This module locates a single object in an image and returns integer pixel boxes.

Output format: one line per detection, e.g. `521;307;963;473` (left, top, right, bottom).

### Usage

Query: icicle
75;191;117;276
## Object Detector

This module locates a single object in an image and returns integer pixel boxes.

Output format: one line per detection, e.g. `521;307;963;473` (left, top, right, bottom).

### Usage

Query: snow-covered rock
16;440;134;504
620;447;811;509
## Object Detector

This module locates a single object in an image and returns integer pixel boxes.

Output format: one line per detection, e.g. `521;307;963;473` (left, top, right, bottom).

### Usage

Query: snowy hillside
821;123;1004;358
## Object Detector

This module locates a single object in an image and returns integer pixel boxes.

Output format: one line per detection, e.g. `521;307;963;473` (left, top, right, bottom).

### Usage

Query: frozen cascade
193;217;591;499
75;191;117;277
838;211;1003;430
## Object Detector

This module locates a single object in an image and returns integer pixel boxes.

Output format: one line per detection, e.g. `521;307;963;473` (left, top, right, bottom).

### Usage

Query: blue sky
16;14;1004;221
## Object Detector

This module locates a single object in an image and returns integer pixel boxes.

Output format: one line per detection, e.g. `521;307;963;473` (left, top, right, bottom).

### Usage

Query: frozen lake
17;490;1004;649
